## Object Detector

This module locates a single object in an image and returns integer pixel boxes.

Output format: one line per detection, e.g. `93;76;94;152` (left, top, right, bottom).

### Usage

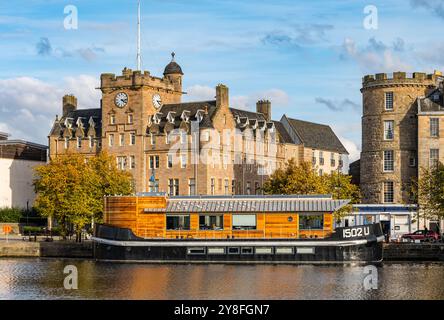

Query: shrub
0;207;23;223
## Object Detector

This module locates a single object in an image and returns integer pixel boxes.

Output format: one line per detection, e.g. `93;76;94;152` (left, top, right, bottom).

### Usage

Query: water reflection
0;259;443;300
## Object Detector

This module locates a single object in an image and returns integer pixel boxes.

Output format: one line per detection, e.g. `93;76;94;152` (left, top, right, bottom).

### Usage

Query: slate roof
230;108;266;121
285;117;348;154
418;88;444;113
272;121;293;144
141;195;349;213
50;108;102;138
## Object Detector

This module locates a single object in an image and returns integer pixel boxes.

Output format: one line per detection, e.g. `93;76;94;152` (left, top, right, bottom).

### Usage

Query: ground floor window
299;214;323;230
166;215;190;230
232;215;256;230
199;215;224;230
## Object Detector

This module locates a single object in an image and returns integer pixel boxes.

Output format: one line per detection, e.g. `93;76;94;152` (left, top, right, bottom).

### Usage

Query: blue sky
1;0;444;161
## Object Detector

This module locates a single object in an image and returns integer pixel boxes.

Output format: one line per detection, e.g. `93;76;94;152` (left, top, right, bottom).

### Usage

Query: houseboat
92;194;384;263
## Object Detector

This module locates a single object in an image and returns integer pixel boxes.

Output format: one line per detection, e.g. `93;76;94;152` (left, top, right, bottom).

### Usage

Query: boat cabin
103;194;349;239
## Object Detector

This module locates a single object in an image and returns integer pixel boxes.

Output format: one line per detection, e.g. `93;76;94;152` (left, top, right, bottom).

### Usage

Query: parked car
401;230;441;242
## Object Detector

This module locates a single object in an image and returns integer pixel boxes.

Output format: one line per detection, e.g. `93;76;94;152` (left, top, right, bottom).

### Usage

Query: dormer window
153;113;162;124
64;118;73;129
64;137;69;149
76;118;84;128
433;93;440;102
181;110;190;122
88;117;95;128
196;110;205;123
76;137;82;149
166;112;176;124
89;136;94;148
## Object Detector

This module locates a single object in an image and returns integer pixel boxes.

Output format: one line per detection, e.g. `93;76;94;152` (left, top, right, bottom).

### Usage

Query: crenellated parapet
362;71;442;91
100;67;182;93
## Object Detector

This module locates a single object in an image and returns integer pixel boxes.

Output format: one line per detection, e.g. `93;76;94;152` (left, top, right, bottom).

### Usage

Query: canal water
0;259;443;300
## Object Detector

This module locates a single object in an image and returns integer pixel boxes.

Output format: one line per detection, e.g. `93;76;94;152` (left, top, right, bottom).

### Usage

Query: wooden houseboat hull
92;223;384;264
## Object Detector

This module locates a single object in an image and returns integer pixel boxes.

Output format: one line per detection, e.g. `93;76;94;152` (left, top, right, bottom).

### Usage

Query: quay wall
0;241;92;258
384;243;444;261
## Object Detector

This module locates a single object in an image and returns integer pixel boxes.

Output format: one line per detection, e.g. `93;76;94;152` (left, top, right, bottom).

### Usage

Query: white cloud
0;75;100;144
185;85;290;110
339;136;360;163
341;37;411;72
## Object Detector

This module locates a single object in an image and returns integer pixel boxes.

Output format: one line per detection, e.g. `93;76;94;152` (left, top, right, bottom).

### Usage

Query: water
0;258;443;300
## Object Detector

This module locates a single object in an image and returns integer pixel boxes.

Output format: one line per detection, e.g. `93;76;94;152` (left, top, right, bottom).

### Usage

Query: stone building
0;132;47;208
360;71;443;205
48;54;348;195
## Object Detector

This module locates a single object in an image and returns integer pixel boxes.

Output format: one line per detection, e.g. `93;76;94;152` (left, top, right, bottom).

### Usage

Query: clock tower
99;54;184;191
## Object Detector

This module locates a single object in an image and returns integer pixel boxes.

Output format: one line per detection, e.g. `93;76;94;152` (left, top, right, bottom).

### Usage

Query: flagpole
137;0;141;70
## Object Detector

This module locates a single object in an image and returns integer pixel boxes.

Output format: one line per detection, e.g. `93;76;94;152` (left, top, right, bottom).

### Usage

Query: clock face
115;92;128;108
152;94;162;109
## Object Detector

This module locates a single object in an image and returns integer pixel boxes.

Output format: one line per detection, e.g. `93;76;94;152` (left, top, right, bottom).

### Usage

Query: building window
180;131;187;144
319;169;323;176
127;113;133;124
150;134;155;145
246;181;251;195
255;181;260;195
129;155;136;169
167;154;173;168
384;120;394;140
166;215;190;230
385;92;394;110
199;215;224;230
149;155;159;169
165;132;170;144
149;179;159;192
130;132;136;145
299;214;323;230
189;178;196;195
430;118;439;137
210;178;215;195
383;181;394;203
383;150;394;172
64;137;69;149
119;133;125;146
330;153;335;167
180;154;187;168
168;179;179;196
409;152;416;167
319;151;324;165
224;179;229;195
109;134;114;147
430;148;439;167
110;114;116;125
232;180;236;195
232;215;256;230
312;150;316;166
117;156;126;170
76;137;82;149
88;136;94;148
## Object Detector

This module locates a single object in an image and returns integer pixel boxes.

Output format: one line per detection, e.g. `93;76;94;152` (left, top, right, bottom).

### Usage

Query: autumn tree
33;152;133;241
412;162;444;223
263;159;360;218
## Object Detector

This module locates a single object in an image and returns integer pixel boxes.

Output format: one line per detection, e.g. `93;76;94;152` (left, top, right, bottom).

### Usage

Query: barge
93;194;384;263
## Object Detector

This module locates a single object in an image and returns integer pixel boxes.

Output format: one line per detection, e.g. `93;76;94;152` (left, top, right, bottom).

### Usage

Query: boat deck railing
137;229;331;240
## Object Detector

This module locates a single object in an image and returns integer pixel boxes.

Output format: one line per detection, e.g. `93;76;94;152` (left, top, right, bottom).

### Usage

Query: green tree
263;159;360;218
414;162;444;223
33;152;133;241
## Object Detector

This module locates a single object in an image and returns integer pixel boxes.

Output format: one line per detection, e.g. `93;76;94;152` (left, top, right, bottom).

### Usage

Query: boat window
241;247;254;254
199;215;224;230
299;214;323;230
232;215;257;230
208;247;225;255
296;247;315;254
187;247;206;255
228;247;240;254
255;247;273;255
167;215;190;230
275;247;294;255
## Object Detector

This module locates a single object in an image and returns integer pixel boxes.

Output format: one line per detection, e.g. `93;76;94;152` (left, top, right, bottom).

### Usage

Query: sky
1;0;444;162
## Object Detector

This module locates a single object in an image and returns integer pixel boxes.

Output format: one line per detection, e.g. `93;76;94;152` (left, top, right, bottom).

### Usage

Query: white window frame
385;92;394;110
384;120;394;140
430;118;439;138
383;150;394;172
383;181;394;203
109;134;114;147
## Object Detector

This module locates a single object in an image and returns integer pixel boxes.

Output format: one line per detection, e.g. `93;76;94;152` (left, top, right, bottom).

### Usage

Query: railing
137;228;331;240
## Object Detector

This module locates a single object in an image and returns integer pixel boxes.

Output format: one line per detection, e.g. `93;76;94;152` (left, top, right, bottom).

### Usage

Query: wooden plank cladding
103;194;346;239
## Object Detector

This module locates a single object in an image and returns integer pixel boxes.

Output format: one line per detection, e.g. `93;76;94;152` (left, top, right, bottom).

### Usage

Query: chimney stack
216;84;229;110
256;100;271;122
63;95;77;116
